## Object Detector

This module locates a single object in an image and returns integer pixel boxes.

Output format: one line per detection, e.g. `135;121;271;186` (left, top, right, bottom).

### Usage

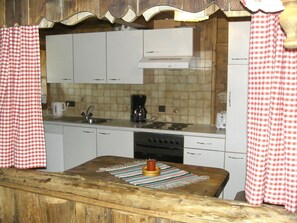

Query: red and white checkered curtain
245;12;297;213
0;26;46;169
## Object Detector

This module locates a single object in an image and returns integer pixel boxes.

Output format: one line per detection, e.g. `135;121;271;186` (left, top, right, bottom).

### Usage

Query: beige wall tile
50;61;212;124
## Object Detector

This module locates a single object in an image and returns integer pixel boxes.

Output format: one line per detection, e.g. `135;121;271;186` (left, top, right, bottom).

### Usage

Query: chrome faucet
81;105;94;120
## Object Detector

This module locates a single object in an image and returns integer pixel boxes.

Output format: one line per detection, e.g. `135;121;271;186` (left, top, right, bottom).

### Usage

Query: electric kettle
52;102;66;118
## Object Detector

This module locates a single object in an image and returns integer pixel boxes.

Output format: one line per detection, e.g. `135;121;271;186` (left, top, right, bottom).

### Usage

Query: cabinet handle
196;142;211;145
187;152;202;155
83;130;94;134
231;58;248;61
146;51;159;54
99;132;111;135
93;78;104;81
228;156;244;160
108;78;121;81
61;78;71;80
228;91;231;107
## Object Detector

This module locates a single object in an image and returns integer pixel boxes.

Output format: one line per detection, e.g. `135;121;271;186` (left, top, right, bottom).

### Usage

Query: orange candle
147;159;156;171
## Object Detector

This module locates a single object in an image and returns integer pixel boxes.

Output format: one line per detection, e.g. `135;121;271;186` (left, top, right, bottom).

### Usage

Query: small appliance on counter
131;94;147;122
52;102;67;118
216;111;226;129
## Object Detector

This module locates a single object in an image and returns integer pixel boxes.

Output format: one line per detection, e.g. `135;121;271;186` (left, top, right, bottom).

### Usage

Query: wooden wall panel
215;16;228;114
108;0;137;18
0;0;249;27
76;0;101;18
0;1;5;26
0;169;296;223
138;0;229;13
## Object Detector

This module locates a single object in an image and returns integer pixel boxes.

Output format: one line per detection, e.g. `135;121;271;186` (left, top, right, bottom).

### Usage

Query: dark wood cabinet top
65;156;229;197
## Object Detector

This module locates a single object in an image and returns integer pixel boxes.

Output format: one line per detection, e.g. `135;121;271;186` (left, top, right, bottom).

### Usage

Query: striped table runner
97;161;209;190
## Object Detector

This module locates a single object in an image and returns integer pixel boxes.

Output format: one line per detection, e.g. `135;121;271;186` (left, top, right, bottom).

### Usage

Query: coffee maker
131;94;147;122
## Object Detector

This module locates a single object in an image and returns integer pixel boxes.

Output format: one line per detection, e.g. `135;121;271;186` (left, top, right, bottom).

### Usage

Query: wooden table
65;156;229;197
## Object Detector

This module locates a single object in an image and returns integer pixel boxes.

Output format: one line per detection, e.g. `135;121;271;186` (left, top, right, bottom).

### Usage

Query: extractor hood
138;56;193;69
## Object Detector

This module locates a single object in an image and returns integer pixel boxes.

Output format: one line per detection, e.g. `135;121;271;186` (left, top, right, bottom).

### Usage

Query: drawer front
184;136;225;151
184;148;224;169
44;124;63;134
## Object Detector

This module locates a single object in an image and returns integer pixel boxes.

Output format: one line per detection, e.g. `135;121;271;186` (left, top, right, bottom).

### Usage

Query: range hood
138;56;193;69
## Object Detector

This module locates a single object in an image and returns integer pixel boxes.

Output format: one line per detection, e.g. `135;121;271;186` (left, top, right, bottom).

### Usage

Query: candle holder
142;166;161;176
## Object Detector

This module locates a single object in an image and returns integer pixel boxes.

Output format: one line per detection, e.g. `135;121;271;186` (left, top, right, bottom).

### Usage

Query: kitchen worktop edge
43;116;225;138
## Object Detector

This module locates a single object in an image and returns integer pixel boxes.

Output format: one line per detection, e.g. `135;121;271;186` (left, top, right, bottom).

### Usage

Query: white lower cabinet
184;136;225;168
44;124;64;172
223;152;247;200
184;148;224;168
63;126;97;170
97;129;133;158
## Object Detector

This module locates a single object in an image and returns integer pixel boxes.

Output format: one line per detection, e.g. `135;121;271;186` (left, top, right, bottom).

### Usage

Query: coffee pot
131;94;147;122
134;106;146;122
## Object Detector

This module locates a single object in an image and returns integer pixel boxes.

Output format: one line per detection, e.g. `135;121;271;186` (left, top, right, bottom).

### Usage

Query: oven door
134;132;184;163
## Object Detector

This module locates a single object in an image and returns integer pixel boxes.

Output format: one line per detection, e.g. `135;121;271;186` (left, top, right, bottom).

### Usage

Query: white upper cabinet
46;34;73;83
228;21;251;65
106;30;144;84
73;32;106;83
143;28;193;57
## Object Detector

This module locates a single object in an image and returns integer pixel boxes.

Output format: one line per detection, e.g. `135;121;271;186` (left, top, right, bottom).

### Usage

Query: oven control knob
159;139;165;143
148;137;153;142
154;138;158;142
176;141;180;145
165;139;170;144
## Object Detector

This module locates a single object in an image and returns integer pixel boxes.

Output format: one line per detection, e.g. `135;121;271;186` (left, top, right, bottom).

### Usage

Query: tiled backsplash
49;62;212;125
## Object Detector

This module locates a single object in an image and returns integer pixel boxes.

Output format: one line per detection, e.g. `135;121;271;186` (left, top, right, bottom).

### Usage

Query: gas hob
140;122;193;131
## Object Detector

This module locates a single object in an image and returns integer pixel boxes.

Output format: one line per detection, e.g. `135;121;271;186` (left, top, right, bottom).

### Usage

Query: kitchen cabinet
63;126;97;170
224;153;247;200
46;31;145;84
228;21;251;65
224;21;250;200
97;129;133;158
184;148;224;169
226;65;248;153
44;124;64;172
106;30;144;84
73;32;106;83
143;28;193;57
46;34;73;83
184;136;225;168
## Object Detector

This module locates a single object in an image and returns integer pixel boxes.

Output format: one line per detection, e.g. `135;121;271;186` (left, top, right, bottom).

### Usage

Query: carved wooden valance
0;0;249;28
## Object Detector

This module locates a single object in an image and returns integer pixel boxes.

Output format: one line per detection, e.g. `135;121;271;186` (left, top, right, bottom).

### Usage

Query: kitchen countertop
43;115;225;138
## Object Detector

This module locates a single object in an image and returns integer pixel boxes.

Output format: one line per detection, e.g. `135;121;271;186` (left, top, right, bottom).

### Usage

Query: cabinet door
106;30;144;84
97;129;133;158
46;34;73;83
143;28;193;57
228;21;251;65
73;32;106;83
184;148;224;169
63;126;97;170
226;65;248;153
224;152;247;200
44;124;64;172
184;136;225;151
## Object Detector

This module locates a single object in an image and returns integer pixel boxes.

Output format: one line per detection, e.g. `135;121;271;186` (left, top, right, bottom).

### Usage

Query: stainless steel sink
44;116;113;124
80;118;112;124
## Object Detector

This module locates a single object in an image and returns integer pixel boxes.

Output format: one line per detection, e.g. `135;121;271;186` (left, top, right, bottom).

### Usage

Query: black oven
134;132;184;163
